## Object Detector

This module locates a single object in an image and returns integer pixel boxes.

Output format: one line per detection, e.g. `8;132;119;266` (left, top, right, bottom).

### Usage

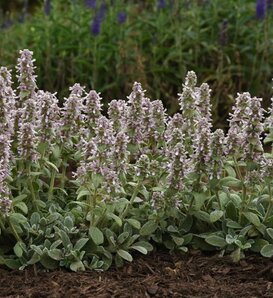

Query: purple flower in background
44;0;51;16
90;0;107;36
256;0;266;19
158;0;166;9
91;16;101;36
117;12;127;24
85;0;96;8
95;0;107;22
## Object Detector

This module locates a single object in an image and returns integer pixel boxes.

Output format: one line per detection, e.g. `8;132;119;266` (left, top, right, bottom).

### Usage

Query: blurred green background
0;0;272;129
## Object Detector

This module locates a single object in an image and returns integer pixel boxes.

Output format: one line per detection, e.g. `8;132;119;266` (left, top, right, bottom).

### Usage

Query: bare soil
1;250;273;297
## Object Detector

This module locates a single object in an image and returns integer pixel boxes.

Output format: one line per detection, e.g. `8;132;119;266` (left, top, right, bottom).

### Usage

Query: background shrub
0;0;272;128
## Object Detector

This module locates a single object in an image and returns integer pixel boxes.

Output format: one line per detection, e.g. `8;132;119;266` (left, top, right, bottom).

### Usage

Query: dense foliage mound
0;50;273;271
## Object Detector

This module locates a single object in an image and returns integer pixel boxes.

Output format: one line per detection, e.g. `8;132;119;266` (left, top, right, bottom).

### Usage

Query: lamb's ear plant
1;49;273;271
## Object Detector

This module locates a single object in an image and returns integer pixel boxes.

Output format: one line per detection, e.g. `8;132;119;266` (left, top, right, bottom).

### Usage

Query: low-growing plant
0;50;273;271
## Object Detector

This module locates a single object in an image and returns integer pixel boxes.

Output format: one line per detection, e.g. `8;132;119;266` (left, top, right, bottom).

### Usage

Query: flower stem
27;163;38;211
7;217;22;242
264;183;273;223
90;192;97;227
216;190;222;210
233;157;247;223
121;180;141;220
48;170;56;200
0;213;7;233
60;164;67;189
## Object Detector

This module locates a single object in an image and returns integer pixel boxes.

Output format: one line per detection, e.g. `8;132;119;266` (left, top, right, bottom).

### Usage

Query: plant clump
0;50;273;271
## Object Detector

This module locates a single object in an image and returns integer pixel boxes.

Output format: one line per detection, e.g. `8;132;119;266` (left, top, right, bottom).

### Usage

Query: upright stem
0;213;7;233
18;159;24;193
60;164;67;189
48;170;56;200
264;183;273;223
188;195;195;212
38;142;47;168
89;189;97;227
188;173;201;213
59;144;66;190
233;157;247;224
121;180;142;220
27;163;38;211
94;207;107;227
215;190;222;210
7;217;22;242
233;157;243;181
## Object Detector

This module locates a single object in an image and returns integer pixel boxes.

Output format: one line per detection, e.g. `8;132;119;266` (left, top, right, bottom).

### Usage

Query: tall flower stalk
192;116;212;180
178;71;199;154
225;92;251;157
0;75;13;138
35;91;61;199
166;141;189;206
0;74;13;230
85;90;103;137
225;93;252;211
76;116;122;227
164;113;185;149
209;129;226;209
0;135;21;242
126;82;146;157
145;100;166;154
0;135;12;217
37;91;60;154
108;99;127;133
241;96;264;187
60;84;85;188
15;50;38;156
0;67;16;134
61;83;85;145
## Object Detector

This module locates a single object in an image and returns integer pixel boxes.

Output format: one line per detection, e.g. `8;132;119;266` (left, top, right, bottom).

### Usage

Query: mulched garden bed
1;250;273;298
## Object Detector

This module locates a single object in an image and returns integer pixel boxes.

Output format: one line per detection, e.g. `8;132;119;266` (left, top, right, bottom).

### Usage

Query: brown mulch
1;250;273;298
